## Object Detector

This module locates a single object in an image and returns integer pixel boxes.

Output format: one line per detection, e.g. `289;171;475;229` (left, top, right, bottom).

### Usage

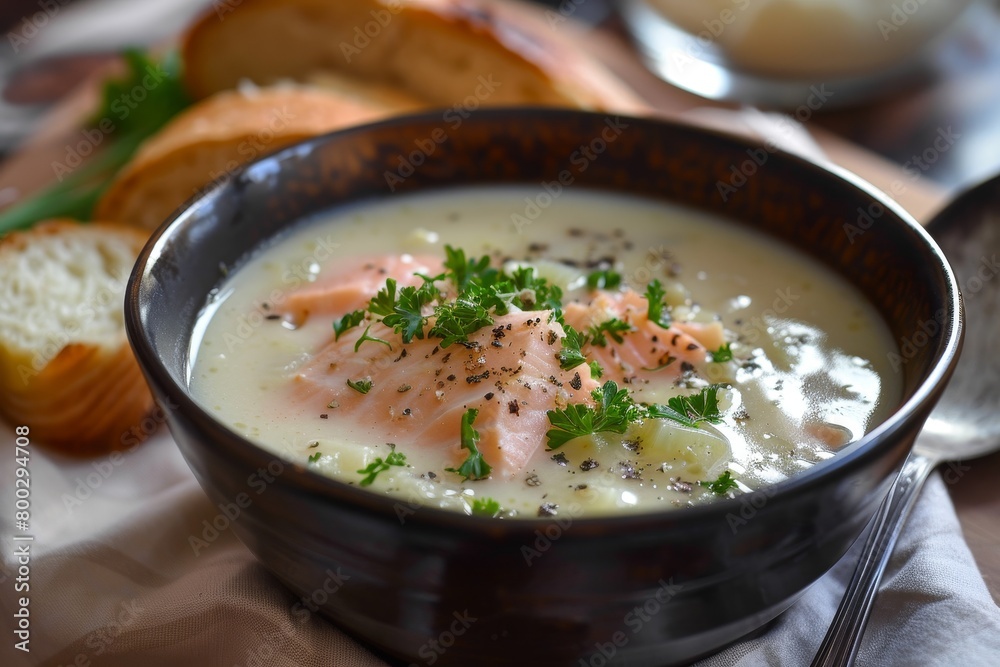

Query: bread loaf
181;0;645;112
94;85;406;229
0;220;154;455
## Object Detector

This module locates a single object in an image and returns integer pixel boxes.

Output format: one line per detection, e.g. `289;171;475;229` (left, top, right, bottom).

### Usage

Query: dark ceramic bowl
125;109;962;666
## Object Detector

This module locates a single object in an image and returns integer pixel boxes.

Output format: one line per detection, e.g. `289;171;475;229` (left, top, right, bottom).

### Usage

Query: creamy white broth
189;187;901;517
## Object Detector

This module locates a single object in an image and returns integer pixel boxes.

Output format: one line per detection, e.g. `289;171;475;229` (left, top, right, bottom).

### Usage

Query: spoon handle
810;450;937;667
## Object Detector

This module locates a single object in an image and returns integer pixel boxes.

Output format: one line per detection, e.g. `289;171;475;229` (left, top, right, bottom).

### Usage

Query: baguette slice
0;220;154;455
181;0;645;112
94;85;407;230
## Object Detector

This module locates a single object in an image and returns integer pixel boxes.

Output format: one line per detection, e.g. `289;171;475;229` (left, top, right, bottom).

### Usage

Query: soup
189;187;900;517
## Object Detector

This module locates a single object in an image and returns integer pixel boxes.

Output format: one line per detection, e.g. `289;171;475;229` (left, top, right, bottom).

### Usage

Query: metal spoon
811;174;1000;666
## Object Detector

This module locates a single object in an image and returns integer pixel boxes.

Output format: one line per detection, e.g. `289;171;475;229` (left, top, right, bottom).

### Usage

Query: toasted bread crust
180;0;645;112
0;220;155;455
94;87;400;229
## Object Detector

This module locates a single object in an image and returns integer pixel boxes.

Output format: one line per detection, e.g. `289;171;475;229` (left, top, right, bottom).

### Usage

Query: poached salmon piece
283;255;726;479
562;291;713;385
290;313;599;479
283;254;443;326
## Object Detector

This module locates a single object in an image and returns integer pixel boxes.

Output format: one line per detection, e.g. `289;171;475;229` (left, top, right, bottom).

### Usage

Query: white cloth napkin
1;421;999;667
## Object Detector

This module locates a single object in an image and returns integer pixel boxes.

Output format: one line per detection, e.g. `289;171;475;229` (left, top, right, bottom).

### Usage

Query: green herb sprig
446;408;492;480
700;470;739;495
0;49;192;236
357;451;407;486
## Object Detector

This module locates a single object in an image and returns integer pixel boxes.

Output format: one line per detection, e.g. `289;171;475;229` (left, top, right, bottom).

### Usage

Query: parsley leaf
647;385;725;428
443;245;496;291
354;324;392;352
346;377;373;394
368;278;398;317
644;279;672;329
382;282;438;343
333;310;365;341
586;269;622;290
446;408;492;480
307;452;322;465
507;265;563;311
357;451;408;486
429;298;494;348
556;323;590;370
546;380;641;449
700;470;739;495
588;318;632;347
711;343;734;363
588;360;604;379
471;496;502;517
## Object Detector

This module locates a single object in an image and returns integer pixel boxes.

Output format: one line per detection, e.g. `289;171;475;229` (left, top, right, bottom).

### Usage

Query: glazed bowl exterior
125;109;962;666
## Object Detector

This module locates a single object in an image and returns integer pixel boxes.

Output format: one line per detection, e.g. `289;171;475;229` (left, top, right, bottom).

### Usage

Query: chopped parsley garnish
586;269;622;290
350;247;568;349
429;297;494;348
443;245;496;292
700;470;739;495
346;377;373;394
333;309;365;340
644;279;672;329
711;343;734;363
471;496;502;517
647;385;725;428
446;408;492;480
354;324;392;352
547;383;727;449
588;318;632;347
357;451;407;486
556;322;590;370
505;265;563;311
307;452;322;465
368;278;399;317
588;360;604;379
381;282;439;343
546;381;642;449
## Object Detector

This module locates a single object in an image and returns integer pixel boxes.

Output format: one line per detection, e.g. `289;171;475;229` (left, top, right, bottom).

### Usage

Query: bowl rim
125;107;964;536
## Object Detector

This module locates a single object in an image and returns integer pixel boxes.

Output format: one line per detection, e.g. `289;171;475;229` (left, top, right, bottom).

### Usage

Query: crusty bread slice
181;0;645;112
0;220;154;455
94;85;406;230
